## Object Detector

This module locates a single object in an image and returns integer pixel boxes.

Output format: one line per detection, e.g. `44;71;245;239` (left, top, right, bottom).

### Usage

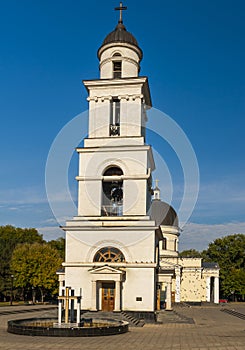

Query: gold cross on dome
155;179;159;188
115;2;127;23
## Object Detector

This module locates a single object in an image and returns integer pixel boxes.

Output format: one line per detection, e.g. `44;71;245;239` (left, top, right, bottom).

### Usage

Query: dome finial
115;2;127;24
153;179;161;200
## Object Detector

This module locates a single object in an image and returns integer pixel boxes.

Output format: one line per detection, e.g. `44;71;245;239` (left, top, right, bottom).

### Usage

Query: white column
206;276;211;302
175;269;181;303
214;277;219;304
58;299;62;324
120;97;128;136
114;281;121;311
91;281;97;311
77;297;81;325
165;281;172;311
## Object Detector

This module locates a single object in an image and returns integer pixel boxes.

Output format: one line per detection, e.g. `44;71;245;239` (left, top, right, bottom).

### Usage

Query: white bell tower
61;4;161;318
76;11;153;218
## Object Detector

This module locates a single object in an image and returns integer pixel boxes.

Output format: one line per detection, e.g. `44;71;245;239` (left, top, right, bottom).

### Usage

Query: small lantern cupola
153;180;161;200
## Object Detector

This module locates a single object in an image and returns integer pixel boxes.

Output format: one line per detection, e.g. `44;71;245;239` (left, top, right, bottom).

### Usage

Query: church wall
77;148;151;216
77;180;101;216
122;60;138;78
85;82;148;139
64;266;94;310
121;97;142;137
78;148;148;177
122;267;155;311
88;84;142;99
65;230;156;263
64;229;157;311
100;46;140;79
123;179;147;215
179;258;202;268
88;99;110;138
180;268;206;302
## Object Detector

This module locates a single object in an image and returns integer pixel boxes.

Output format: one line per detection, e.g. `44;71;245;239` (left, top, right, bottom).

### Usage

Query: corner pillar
58;299;62;324
165;281;172;311
175;268;181;303
114;280;121;311
77;297;81;324
206;276;211;302
91;280;97;311
214;277;219;304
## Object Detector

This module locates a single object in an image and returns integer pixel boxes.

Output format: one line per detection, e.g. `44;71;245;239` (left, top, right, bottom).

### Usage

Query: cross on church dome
115;2;127;24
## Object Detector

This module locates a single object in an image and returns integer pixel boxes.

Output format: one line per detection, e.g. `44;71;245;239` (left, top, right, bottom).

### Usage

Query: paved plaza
0;304;244;350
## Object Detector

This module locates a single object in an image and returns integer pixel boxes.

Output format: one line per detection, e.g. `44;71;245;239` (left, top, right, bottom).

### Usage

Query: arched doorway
93;247;125;311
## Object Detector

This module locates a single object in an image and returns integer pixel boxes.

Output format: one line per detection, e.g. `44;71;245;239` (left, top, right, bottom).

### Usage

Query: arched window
110;97;120;136
113;61;122;78
162;237;167;250
101;166;123;216
174;239;177;252
112;53;122;79
93;247;125;262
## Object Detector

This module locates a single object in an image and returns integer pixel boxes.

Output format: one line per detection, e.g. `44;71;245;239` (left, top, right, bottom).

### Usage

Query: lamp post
10;274;14;306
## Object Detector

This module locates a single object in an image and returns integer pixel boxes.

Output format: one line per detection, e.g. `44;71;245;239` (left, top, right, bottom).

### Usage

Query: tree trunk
40;288;44;303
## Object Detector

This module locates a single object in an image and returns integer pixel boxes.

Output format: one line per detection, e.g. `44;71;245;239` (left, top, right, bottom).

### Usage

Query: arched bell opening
101;166;123;216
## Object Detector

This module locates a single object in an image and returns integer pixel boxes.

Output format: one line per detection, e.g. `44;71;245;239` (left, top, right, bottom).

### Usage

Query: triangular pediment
89;265;124;275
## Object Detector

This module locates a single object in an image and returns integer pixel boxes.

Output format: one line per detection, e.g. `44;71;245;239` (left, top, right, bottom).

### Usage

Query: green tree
11;243;62;302
47;237;65;260
0;225;43;299
179;249;202;258
203;234;245;299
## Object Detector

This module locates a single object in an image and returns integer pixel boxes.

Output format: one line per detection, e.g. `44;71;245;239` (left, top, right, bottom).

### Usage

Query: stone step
221;308;245;320
80;311;145;327
156;310;194;324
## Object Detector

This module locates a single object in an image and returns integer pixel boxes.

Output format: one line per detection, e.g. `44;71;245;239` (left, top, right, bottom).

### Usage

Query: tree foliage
179;249;202;258
0;225;43;294
179;234;245;299
11;242;63;302
202;234;245;298
47;237;65;260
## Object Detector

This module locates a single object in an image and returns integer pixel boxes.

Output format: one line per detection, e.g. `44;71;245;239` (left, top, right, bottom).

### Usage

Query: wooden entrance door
102;282;115;311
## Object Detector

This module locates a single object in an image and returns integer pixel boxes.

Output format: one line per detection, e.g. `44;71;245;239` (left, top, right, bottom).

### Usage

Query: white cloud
37;226;65;241
0;187;47;205
197;179;245;205
179;222;245;251
0;186;77;206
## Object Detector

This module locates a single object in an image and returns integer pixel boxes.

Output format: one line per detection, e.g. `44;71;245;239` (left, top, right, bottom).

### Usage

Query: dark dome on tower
103;22;139;47
150;200;179;227
98;22;143;60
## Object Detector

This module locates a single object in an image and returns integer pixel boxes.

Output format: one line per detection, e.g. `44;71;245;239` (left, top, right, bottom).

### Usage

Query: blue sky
0;0;244;250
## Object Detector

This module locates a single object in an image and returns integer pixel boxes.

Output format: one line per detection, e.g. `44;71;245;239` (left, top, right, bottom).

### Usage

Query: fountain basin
7;317;128;337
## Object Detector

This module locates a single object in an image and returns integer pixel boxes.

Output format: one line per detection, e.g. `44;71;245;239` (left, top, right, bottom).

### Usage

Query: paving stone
0;304;244;349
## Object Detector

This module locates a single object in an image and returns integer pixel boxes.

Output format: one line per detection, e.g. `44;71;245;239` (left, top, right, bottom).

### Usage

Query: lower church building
57;5;219;319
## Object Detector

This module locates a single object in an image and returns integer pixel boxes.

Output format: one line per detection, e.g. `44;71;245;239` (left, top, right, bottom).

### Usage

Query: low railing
101;204;123;217
109;124;120;136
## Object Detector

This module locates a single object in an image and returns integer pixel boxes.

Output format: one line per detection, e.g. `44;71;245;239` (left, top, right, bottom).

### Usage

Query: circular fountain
7;316;128;337
8;287;128;337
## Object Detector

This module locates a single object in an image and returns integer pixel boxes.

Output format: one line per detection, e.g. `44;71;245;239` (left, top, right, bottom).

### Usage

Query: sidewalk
0;304;244;350
0;304;57;315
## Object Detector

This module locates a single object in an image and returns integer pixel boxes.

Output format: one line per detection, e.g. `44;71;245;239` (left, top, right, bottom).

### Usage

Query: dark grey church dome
150;200;179;227
98;22;143;59
102;22;139;47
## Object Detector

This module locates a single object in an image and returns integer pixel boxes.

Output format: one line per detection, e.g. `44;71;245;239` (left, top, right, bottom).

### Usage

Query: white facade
60;18;160;315
59;16;219;318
